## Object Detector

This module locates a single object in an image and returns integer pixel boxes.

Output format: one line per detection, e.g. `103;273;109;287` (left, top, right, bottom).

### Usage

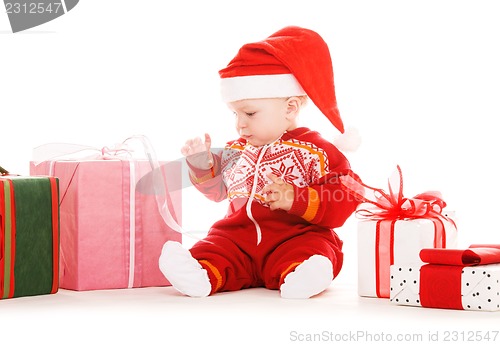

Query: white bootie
158;241;211;297
280;255;333;299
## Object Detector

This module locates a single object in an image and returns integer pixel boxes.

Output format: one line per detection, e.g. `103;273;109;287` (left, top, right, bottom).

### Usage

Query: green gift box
1;174;59;299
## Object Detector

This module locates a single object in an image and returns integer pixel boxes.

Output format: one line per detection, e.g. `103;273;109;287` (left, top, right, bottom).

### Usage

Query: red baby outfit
187;127;360;294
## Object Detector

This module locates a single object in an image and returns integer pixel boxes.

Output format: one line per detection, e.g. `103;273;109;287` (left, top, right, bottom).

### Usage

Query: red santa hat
219;26;345;134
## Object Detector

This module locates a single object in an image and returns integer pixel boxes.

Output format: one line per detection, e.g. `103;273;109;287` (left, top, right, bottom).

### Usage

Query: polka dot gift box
390;245;500;311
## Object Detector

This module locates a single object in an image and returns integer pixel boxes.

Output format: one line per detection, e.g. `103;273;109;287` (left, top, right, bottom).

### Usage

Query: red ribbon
375;220;396;298
341;166;454;298
419;245;500;309
421;245;500;266
340;165;449;221
420;264;463;309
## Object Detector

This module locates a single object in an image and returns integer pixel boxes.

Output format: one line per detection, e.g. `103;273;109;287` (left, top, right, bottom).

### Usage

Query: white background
2;0;500;342
2;0;499;246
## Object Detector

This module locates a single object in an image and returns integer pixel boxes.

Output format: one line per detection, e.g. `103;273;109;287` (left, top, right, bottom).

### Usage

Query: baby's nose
236;114;247;128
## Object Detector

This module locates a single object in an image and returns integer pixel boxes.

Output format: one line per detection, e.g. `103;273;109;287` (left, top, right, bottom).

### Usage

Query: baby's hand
263;173;294;211
181;133;213;170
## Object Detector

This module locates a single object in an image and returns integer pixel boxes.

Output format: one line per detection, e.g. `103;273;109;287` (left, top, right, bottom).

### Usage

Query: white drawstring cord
245;143;271;245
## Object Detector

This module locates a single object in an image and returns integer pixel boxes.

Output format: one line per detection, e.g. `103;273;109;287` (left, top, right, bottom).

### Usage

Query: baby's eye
245;112;256;116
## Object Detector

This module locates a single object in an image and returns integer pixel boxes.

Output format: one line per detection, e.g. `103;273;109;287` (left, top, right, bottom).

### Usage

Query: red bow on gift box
340;165;449;221
419;245;500;310
421;244;500;266
341;165;456;298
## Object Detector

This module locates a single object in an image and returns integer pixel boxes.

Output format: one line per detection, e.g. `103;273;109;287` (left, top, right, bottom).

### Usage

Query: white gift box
390;263;500;311
358;217;457;298
339;165;459;298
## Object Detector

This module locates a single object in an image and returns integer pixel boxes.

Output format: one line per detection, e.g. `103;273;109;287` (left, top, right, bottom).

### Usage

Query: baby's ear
286;97;302;117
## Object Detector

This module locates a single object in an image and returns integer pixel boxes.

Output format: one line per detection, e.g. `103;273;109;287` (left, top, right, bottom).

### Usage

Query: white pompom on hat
333;127;362;152
219;26;346;135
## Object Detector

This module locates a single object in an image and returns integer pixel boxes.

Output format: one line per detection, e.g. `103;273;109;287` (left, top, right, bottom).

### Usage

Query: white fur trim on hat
220;74;306;103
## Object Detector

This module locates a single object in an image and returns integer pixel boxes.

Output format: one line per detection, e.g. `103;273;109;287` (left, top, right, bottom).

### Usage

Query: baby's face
228;98;297;147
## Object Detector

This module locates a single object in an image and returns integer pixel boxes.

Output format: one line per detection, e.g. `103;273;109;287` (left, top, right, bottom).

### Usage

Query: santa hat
219;26;345;134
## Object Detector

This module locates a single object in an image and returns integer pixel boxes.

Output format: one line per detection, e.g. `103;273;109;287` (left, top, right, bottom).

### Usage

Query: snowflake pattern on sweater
221;138;329;205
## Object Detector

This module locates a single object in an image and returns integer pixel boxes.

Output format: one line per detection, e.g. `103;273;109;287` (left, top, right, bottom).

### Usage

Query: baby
159;26;361;298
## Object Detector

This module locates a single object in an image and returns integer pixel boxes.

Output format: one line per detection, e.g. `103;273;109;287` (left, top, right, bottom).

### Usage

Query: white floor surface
1;270;499;345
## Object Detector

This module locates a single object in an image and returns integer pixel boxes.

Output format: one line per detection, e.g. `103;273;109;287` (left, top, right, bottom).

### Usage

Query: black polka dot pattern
461;263;500;311
389;265;422;307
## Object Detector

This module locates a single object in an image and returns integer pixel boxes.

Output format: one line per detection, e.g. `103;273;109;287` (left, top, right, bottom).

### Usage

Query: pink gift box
30;159;182;291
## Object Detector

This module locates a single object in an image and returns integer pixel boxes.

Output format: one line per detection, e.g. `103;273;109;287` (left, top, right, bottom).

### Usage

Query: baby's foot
280;255;333;299
158;241;211;297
